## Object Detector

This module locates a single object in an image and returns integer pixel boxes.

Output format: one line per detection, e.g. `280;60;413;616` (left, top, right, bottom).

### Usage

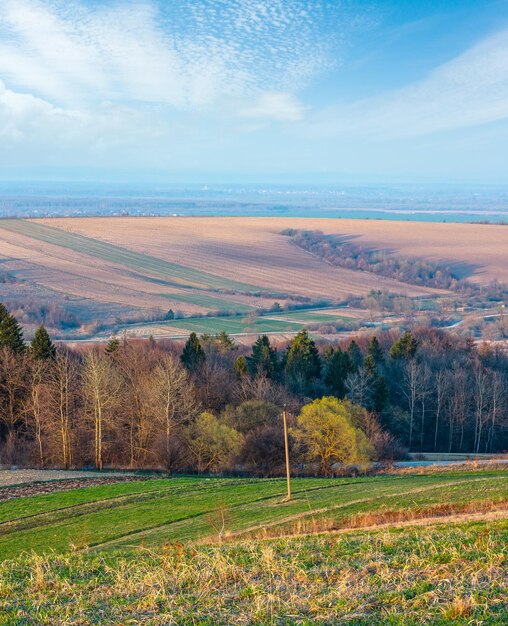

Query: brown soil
0;473;162;502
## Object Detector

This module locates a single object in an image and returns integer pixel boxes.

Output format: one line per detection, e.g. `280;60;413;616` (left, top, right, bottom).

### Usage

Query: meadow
0;469;506;624
0;470;506;560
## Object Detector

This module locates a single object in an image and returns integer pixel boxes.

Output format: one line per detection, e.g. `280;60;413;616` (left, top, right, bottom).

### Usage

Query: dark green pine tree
233;355;248;378
30;325;56;360
247;335;279;380
364;353;378;379
389;330;418;360
367;336;384;367
324;346;352;399
0;307;25;354
105;336;121;355
371;375;389;413
180;332;205;371
346;340;363;371
284;330;321;392
0;303;8;323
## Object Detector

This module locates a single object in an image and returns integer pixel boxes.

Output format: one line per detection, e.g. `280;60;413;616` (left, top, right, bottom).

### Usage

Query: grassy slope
162;292;255;312
131;309;357;336
158;315;305;334
0;471;506;560
263;310;354;322
0;519;506;624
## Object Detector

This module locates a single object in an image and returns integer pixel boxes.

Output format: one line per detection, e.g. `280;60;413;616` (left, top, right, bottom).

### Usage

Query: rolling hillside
0;469;507;624
0;216;505;339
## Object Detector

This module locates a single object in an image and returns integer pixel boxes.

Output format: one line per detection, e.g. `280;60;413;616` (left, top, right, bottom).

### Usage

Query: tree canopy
294;396;372;475
30;325;56;360
180;332;205;371
390;331;418;360
0;305;25;354
247;335;279;380
284;330;321;392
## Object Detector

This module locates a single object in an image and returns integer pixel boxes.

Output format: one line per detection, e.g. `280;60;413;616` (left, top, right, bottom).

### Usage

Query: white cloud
0;79;83;140
0;78;169;164
239;92;306;122
0;0;339;109
312;26;508;138
0;0;359;166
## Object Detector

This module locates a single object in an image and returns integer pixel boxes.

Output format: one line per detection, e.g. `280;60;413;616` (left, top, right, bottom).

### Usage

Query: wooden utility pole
282;405;291;501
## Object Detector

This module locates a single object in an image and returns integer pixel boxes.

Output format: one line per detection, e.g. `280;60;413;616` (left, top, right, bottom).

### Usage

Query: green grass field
263;309;353;322
0;470;507;624
163;292;255;313
143;315;305;335
1;471;506;561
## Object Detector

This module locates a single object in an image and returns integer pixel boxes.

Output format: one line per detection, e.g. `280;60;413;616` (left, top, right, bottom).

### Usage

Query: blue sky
1;0;508;183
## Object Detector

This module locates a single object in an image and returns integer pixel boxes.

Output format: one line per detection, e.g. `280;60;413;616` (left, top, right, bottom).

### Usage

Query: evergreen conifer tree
389;331;418;360
30;325;56;360
324;346;352;399
247;335;279;380
233;355;248;378
180;332;205;371
367;336;384;367
371;375;389;413
0;307;25;354
346;340;363;371
285;330;321;392
105;337;121;355
0;303;8;323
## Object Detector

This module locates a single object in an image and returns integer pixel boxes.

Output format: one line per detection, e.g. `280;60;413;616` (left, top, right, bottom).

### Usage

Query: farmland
115;308;358;338
0;216;506;340
0;469;506;559
0;469;507;624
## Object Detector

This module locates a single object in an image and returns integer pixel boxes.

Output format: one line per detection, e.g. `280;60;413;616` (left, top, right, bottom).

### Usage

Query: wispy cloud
0;0;341;109
239;92;306;122
0;0;360;158
2;0;505;179
312;26;508;138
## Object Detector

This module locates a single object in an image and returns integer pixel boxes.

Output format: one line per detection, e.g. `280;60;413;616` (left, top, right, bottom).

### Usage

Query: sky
0;0;508;183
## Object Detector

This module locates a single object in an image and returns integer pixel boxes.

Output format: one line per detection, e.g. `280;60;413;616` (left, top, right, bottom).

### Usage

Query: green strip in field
0;220;264;294
162;292;255;313
163;315;304;334
264;310;354;323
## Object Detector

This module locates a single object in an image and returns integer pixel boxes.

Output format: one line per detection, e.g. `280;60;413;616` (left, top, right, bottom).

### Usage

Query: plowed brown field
0;217;504;321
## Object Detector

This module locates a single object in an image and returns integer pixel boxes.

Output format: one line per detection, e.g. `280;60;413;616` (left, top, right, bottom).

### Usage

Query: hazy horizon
1;179;507;223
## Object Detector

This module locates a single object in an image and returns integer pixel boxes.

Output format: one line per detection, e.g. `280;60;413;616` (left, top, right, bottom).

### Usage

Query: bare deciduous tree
82;349;121;470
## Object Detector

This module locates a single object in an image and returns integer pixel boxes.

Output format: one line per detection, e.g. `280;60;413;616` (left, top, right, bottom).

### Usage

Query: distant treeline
281;229;508;302
0;302;507;474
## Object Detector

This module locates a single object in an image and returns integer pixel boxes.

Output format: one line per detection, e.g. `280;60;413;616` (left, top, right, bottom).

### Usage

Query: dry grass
236;498;508;542
0;518;506;624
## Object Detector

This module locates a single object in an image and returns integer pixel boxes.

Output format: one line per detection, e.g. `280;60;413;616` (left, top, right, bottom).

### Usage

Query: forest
0;302;506;474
